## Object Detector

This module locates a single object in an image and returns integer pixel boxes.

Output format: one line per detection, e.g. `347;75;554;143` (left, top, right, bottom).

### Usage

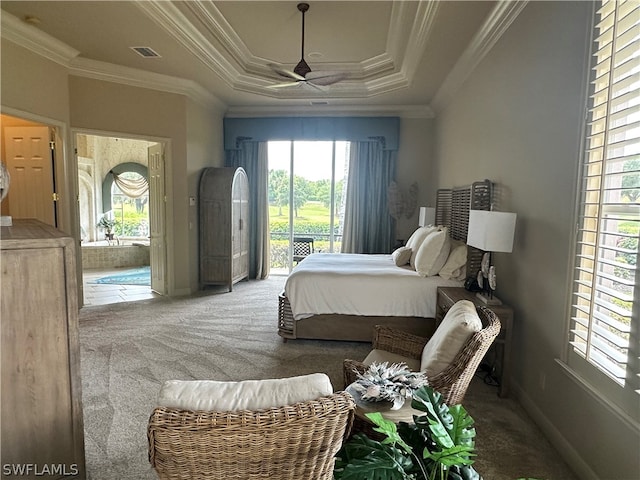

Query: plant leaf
366;412;413;454
334;433;414;480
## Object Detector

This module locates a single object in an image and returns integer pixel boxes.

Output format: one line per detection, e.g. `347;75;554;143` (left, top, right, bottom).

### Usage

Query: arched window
101;163;149;239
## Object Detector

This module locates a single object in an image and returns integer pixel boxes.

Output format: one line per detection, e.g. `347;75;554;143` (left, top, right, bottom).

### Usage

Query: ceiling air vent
130;46;161;58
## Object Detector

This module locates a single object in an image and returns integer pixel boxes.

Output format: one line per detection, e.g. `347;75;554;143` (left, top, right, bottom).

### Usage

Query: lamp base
475;292;502;306
0;215;12;226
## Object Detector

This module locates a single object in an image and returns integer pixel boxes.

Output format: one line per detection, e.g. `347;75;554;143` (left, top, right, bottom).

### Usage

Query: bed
277;179;492;342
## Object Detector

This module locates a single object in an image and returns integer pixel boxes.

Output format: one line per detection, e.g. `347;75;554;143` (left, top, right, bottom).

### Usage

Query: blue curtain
342;141;396;254
225;142;270;279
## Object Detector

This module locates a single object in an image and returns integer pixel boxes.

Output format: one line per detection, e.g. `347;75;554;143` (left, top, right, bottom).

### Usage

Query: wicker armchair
148;390;355;480
344;305;501;406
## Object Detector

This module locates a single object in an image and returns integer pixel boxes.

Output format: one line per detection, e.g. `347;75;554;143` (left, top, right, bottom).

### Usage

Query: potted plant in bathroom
97;215;116;240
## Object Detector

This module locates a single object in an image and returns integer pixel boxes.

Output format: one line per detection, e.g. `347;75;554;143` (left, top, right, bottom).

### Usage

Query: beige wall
433;2;638;478
395;117;435;242
0;40;75;234
68;78;226;296
69;76;192;295
1;37;226;297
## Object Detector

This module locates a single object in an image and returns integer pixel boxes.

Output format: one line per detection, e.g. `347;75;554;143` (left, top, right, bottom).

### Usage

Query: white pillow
420;300;482;375
406;227;436;247
391;246;412;266
157;373;333;412
407;226;438;269
439;239;468;280
414;228;451;276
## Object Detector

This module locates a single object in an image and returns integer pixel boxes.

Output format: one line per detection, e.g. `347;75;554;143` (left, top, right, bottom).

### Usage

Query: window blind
571;0;639;396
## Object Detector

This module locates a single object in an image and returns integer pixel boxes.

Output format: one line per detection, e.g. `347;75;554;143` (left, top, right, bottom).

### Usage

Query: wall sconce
467;209;517;305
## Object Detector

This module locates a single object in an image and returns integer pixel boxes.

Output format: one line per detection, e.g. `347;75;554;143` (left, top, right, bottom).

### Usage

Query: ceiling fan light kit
269;2;346;89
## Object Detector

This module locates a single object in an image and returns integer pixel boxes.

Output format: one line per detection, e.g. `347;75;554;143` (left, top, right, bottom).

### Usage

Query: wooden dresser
1;219;86;478
199;167;249;291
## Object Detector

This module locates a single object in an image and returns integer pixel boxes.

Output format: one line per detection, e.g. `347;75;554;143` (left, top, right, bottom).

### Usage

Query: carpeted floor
79;275;577;480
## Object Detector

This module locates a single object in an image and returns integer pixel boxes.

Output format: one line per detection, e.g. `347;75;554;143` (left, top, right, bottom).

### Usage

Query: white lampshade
467;210;517;253
418;206;436;227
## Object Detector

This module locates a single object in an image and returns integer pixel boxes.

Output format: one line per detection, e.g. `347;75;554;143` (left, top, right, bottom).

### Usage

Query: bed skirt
278;293;436;342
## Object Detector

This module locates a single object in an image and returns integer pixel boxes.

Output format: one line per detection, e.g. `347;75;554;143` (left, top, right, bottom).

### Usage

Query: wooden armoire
1;219;86;478
199;167;250;291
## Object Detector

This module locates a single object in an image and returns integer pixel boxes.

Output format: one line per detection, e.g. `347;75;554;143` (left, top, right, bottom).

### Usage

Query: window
267;141;349;273
569;0;639;417
110;171;150;239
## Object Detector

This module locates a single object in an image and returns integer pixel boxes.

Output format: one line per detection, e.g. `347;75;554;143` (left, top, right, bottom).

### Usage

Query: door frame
72;127;172;299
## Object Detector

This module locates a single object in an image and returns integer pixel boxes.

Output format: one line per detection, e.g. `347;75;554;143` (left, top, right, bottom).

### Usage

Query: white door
148;143;166;295
3;126;56;226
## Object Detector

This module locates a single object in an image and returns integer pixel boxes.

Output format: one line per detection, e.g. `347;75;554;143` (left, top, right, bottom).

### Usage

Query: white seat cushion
157;373;333;412
420;300;482;376
363;349;421;372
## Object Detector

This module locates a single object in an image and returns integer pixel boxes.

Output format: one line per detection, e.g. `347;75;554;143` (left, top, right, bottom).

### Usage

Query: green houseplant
97;215;116;240
334;386;482;480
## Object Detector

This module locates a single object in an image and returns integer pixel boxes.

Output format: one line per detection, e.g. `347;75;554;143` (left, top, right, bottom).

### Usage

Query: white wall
433;2;639;478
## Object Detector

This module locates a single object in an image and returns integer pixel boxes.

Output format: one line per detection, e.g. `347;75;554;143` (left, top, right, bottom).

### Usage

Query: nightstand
436;287;513;398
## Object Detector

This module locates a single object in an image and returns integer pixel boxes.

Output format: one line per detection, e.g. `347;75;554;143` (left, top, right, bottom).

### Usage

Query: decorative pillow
391;246;412;266
414;228;451;276
420;300;482;375
439;240;468;280
157;373;333;412
406;226;438;268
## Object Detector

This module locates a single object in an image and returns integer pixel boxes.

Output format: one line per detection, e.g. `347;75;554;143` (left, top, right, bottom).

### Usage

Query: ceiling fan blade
304;71;347;86
268;81;303;89
268;64;305;81
306;81;329;92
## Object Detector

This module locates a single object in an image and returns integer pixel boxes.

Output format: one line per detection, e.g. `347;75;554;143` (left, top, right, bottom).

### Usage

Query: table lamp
418;206;435;227
466;209;517;305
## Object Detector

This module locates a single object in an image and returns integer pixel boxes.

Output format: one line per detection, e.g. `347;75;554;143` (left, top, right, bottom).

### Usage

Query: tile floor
82;267;159;306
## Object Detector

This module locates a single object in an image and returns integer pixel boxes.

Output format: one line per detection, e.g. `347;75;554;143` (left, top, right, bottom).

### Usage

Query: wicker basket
278;292;296;339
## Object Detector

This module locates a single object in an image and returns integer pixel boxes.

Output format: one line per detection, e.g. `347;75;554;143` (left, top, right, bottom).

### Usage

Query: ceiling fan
269;3;347;89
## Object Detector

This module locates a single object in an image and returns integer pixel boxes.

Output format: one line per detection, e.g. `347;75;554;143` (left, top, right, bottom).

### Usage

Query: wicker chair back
148;391;355;480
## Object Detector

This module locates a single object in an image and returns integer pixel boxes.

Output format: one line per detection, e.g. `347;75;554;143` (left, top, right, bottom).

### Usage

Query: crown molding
431;0;529;112
68;57;226;110
400;1;440;82
1;9;226;110
225;103;435;119
1;11;79;65
1;1;518;116
134;1;239;86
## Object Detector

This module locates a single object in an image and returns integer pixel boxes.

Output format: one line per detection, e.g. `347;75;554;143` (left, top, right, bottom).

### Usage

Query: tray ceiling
0;1;526;116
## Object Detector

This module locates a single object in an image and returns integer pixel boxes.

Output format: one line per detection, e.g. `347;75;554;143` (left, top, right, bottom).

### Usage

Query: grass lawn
269;201;333;223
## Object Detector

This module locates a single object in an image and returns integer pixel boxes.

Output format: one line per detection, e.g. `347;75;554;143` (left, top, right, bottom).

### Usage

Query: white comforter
284;253;462;320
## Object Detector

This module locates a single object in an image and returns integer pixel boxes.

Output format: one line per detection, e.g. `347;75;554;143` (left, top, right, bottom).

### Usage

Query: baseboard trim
512;382;599;480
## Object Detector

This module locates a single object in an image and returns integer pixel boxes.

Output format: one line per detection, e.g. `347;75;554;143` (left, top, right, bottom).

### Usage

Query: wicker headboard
435;179;492;280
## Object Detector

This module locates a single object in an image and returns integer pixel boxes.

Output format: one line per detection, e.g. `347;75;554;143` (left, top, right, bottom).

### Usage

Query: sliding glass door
268;141;349;273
